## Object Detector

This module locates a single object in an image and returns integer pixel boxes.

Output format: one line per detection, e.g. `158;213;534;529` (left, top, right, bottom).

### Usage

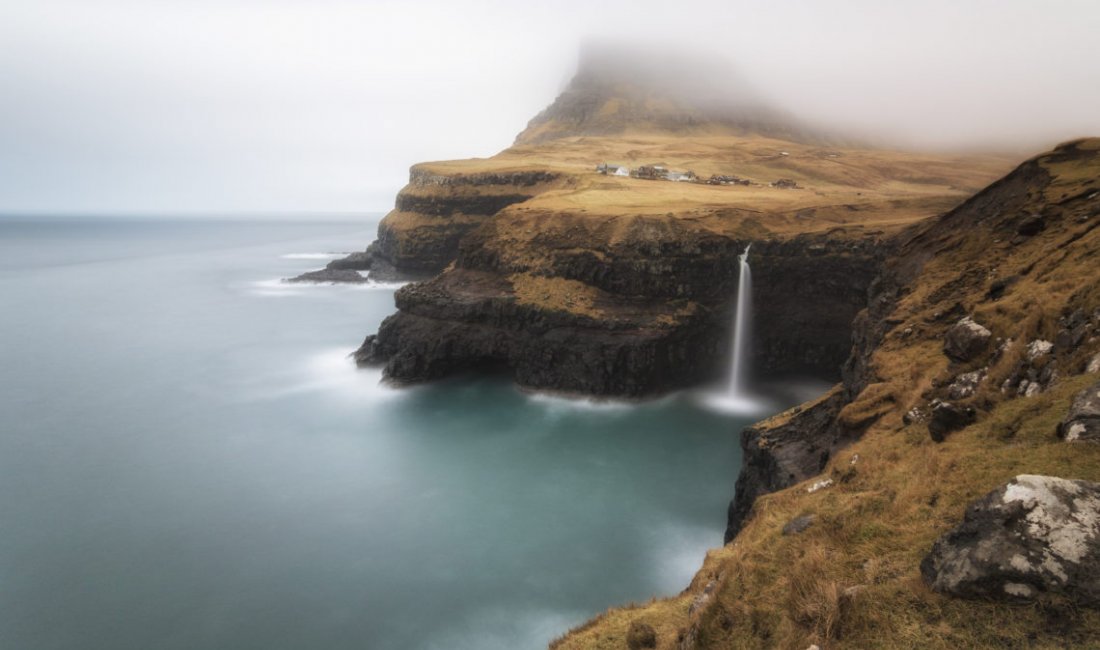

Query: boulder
1058;381;1100;443
1027;339;1054;361
921;475;1100;605
928;400;976;442
944;317;992;362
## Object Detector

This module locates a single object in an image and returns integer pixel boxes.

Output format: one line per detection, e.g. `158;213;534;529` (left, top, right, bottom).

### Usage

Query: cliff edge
554;138;1100;649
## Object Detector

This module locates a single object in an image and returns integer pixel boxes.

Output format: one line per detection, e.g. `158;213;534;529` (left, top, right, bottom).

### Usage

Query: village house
596;163;631;176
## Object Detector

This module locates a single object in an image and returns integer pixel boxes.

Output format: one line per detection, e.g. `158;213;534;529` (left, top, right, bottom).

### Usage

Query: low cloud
1;0;1097;213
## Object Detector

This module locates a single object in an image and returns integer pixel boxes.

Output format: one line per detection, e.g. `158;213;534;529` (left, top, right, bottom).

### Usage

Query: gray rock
1027;339;1054;361
921;475;1100;605
325;250;372;271
928;400;976;442
782;514;816;535
1058;381;1100;443
948;370;985;400
285;268;367;284
1087;352;1100;374
688;580;717;615
944;317;992;362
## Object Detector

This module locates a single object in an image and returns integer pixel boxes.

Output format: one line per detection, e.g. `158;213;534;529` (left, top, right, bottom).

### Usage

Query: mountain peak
514;43;818;145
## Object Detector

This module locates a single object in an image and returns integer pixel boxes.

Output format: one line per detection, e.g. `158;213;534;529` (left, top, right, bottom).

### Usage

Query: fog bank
1;0;1097;213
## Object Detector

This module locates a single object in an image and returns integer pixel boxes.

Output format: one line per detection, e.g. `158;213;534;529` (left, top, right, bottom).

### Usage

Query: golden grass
510;273;603;318
403;133;1015;245
553;139;1100;649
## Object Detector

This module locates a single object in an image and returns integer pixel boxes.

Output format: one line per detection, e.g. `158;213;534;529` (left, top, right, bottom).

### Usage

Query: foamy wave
523;390;637;413
697;391;773;416
251;348;407;403
280;252;349;260
244;277;409;296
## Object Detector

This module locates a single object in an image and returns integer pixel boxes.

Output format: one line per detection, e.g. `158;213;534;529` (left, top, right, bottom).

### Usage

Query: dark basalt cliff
362;168;565;279
357;268;723;396
357;223;887;397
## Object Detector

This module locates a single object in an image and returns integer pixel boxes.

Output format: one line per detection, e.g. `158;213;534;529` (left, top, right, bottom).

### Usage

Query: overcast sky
1;0;1098;214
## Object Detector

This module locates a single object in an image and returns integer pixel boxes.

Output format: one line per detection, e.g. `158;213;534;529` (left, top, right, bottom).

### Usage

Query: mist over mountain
515;43;828;145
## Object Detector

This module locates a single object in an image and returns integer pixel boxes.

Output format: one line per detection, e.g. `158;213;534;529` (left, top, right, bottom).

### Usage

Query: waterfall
727;244;752;397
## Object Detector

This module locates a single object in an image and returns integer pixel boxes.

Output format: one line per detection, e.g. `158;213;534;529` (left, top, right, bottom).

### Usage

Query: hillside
552;138;1100;649
354;125;1013;395
513;44;821;145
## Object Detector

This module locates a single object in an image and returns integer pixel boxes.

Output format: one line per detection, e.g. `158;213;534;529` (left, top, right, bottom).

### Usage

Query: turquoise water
0;215;803;649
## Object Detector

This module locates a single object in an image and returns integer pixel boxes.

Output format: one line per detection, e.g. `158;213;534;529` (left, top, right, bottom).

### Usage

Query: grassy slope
389;134;1014;317
553;141;1100;649
414;133;1013;234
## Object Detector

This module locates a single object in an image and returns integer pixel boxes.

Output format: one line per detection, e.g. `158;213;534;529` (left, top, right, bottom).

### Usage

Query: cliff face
368;168;566;278
358;210;887;396
556;138;1100;649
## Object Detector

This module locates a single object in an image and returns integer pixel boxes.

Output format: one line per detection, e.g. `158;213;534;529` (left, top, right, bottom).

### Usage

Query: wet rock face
750;237;885;379
358;269;726;397
921;475;1100;606
943;317;992;362
1058;381;1100;443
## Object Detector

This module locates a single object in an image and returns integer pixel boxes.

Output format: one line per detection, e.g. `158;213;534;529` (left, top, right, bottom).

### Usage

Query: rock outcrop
725;390;851;542
285;268;366;284
921;475;1100;606
928;400;977;442
1058;380;1100;443
944;316;992;362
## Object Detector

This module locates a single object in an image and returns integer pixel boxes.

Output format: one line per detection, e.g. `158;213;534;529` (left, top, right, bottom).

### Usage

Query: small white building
598;163;631;177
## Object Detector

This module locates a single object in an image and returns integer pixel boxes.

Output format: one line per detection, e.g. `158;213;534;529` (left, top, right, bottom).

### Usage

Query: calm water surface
0;215;803;649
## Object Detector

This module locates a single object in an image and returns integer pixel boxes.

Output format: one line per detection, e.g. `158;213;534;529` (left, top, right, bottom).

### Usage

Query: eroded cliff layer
368;167;567;278
359;208;891;396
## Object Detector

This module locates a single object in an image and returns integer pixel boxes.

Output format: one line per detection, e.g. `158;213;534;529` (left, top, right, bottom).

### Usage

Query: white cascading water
727;244;752;397
701;243;763;414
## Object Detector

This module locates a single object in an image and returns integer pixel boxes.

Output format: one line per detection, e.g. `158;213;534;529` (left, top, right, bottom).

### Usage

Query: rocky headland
347;50;1010;396
337;47;1100;648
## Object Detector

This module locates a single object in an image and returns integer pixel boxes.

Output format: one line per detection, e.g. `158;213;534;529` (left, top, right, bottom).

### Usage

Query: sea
0;214;817;649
